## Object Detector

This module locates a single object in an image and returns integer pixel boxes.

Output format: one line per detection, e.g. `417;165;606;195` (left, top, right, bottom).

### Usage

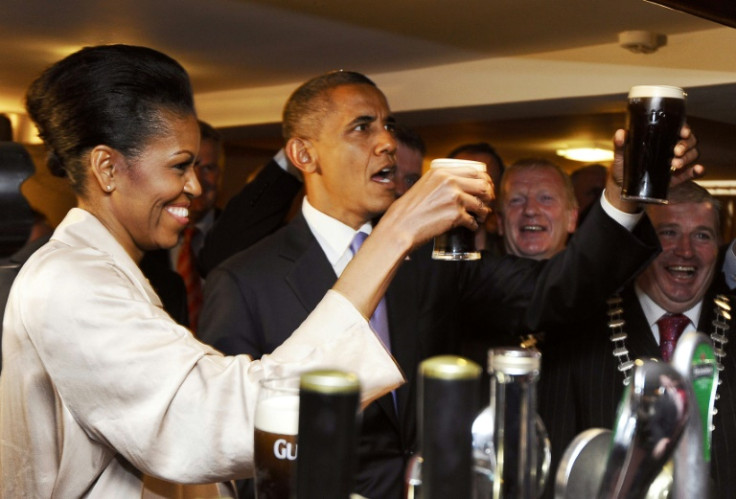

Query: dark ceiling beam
645;0;736;28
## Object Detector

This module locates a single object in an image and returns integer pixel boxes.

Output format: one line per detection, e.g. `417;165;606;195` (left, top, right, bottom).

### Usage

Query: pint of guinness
622;85;686;204
254;376;300;499
430;159;487;261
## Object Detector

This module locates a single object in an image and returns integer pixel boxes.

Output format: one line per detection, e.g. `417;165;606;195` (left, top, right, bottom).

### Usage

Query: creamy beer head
628;85;685;100
255;395;299;434
430;158;486;172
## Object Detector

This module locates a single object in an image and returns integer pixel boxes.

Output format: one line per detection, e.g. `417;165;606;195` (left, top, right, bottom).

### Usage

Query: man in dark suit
198;148;303;278
539;181;735;498
198;70;700;498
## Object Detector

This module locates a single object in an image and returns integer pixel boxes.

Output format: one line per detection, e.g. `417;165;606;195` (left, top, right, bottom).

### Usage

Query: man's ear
89;145;118;193
285;137;318;174
496;212;504;236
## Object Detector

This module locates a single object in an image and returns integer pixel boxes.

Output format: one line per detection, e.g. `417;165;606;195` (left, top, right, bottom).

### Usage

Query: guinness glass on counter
411;355;482;499
622;85;686;204
294;370;361;499
254;376;300;499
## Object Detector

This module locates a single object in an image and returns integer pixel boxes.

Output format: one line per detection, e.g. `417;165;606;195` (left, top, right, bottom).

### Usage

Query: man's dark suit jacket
199;158;302;277
199;203;659;499
538;284;736;499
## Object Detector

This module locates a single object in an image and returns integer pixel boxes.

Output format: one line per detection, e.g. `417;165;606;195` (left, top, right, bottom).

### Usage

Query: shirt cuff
600;188;643;232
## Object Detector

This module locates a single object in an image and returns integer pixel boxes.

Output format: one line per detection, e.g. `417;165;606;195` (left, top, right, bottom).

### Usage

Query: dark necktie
657;313;690;362
176;227;203;333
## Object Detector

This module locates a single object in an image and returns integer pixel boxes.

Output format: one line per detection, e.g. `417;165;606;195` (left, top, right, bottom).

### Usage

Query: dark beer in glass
430;158;486;261
622;85;686;204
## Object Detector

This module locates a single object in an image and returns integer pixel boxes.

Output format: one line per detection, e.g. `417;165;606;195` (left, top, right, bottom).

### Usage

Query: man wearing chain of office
539;180;735;498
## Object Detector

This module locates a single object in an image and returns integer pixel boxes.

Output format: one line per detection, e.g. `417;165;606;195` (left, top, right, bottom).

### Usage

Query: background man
460;158;578;392
199;70;695;499
496;158;578;260
539;181;736;498
393;123;425;197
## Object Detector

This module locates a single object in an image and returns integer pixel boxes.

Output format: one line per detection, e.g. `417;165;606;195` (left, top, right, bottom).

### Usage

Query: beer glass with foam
254;376;300;499
430;158;487;261
622;85;686;204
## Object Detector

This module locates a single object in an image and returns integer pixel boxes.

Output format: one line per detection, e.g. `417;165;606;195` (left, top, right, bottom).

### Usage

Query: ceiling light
556;147;614;163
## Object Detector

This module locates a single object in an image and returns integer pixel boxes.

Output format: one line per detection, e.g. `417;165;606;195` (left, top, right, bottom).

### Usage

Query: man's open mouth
372;166;395;184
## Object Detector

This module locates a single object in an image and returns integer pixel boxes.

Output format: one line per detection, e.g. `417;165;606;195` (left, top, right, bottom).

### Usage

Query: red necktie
656;313;689;362
176;227;203;333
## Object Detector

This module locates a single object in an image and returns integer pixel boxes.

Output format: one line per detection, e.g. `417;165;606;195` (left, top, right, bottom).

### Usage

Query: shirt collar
301;197;372;266
634;283;702;330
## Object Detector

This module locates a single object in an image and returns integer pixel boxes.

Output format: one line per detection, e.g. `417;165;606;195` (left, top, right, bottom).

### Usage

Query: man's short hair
282;70;377;141
652;181;721;236
448;142;505;176
394;123;426;156
499;158;577;210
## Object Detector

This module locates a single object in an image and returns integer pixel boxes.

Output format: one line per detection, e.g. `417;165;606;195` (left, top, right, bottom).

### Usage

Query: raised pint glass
430;158;486;261
622;85;686;204
254;376;300;499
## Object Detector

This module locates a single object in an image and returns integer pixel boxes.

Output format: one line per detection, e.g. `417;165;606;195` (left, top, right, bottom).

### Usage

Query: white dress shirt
0;208;402;498
302;197;372;277
634;284;700;345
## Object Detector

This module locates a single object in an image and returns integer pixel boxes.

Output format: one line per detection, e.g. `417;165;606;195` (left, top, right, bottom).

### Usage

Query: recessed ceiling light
556;147;614;163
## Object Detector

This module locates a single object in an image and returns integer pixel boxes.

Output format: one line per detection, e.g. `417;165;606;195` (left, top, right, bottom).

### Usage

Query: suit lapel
281;214;339;313
622;287;661;361
280;214;403;430
385;258;422;437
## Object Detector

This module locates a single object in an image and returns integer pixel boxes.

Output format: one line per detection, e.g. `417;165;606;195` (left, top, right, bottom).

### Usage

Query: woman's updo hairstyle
25;44;195;194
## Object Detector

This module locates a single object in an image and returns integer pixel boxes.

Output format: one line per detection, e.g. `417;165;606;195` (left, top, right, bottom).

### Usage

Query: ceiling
2;0;736;178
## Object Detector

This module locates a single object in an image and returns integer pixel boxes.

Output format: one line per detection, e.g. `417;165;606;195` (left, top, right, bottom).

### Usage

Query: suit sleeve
198;264;263;357
524;201;660;333
459;201;660;339
199;160;302;277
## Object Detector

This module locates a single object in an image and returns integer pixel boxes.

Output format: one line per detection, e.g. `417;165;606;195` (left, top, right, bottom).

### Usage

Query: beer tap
670;332;718;499
596;359;689;499
405;355;481;499
471;347;550;499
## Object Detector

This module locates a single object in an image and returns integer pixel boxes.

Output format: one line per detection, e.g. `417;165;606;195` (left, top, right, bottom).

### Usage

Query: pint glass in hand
622;85;686;204
430;158;487;261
